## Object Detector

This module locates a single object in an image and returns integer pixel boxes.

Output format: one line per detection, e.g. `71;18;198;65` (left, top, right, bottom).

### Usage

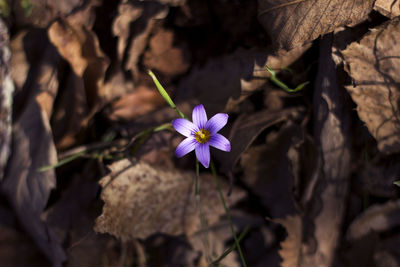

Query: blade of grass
210;160;247;267
212;225;251;266
265;64;308;93
38;150;86;172
148;70;186;119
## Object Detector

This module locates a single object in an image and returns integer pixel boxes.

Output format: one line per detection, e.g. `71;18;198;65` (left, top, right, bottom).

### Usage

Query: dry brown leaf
112;1;143;61
115;1;168;79
358;155;400;198
143;28;190;77
374;0;400;18
51;72;89;149
342;18;400;154
176;46;308;114
1;98;65;266
11;29;60;118
94;159;245;240
48;19;109;99
299;35;351;267
346;200;400;242
275;215;302;267
12;0;85;28
240;122;300;218
221;107;304;173
108;85;166;121
48;21;88;76
0;18;13;180
0;223;51;266
258;0;374;50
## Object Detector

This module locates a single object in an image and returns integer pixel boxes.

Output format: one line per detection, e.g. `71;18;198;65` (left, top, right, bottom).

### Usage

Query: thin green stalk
195;159;212;264
265;64;308;93
38;150;86;172
148;70;186;119
212;225;250;266
210;160;247;267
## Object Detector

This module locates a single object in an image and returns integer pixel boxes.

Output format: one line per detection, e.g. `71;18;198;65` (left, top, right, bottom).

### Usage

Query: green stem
265;64;308;93
210;160;247;267
195;159;212;264
148;70;186;119
212;225;250;266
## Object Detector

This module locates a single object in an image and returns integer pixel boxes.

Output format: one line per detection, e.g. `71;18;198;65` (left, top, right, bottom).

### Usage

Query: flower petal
192;104;207;129
173;118;198;137
175;137;197;158
195;143;210;168
209;133;231;152
205;113;228;134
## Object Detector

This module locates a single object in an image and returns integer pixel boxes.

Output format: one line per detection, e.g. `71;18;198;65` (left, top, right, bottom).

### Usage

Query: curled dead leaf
1;99;65;266
346;200;400;241
258;0;374;50
94;160;245;240
275;215;302;267
0;18;13;180
342;18;400;154
143;28;190;77
108;85;166;121
374;0;400;18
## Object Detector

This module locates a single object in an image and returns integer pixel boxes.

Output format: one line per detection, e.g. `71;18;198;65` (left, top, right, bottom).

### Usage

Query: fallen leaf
275;215;302;267
221;106;304;173
240;121;300;218
48;18;109;109
358;155;400;198
51;72;90;149
143;28;190;77
0;223;51;267
0;18;13;180
258;0;374;50
144;235;200;267
299;35;352;267
94;159;245;240
342;18;400;154
115;1;168;79
112;1;143;61
374;0;400;18
10;29;60;118
1;99;65;266
108;85;166;121
346;200;400;242
12;0;86;28
176;47;309;114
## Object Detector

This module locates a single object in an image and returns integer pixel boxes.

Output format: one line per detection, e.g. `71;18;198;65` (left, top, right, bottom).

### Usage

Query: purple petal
175;137;197;157
205;113;228;134
173;118;198;137
192;104;207;129
209;133;231;152
195;143;210;168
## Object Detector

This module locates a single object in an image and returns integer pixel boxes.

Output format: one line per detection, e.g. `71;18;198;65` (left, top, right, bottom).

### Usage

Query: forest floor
1;0;400;266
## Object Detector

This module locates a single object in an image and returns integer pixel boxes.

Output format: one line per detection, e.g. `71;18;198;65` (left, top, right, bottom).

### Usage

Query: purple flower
172;104;231;168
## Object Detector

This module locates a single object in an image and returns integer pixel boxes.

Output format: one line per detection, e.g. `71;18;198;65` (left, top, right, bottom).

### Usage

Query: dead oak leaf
48;18;109;109
94;160;245;240
258;0;374;50
346;200;400;242
374;0;400;18
143;28;190;77
342;18;400;154
275;215;302;267
0;18;13;180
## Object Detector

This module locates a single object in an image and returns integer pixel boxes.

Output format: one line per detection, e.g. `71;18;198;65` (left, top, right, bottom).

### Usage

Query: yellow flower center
194;129;210;144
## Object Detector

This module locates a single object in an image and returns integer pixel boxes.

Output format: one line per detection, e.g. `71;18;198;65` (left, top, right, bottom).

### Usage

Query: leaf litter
2;0;400;266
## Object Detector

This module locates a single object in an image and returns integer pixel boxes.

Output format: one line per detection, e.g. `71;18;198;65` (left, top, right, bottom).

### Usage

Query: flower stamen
195;129;210;144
